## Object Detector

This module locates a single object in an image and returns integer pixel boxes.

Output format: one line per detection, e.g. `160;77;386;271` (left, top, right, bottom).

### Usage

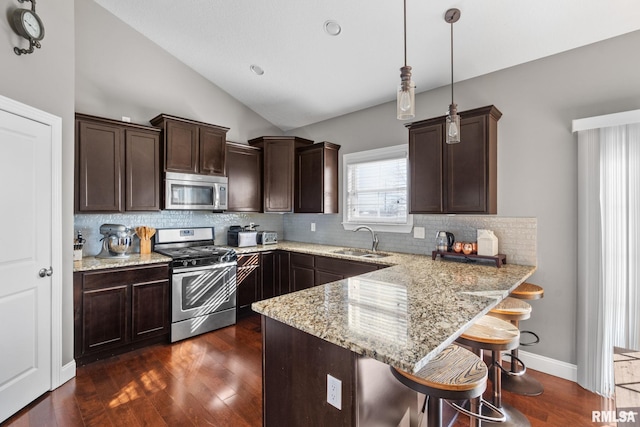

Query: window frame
342;144;413;233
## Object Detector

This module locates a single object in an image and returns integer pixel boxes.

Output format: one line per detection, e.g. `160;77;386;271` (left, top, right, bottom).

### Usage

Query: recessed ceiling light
250;64;264;76
323;20;341;36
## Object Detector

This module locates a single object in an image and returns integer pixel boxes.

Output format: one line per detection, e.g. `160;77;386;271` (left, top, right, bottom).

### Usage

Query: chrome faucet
354;226;379;252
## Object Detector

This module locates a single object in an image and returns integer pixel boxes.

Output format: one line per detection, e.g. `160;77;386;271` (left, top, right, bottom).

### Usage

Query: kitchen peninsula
252;243;535;426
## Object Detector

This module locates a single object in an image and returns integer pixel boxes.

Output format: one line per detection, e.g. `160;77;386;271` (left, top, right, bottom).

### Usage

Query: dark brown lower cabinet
262;250;291;299
314;256;379;285
237;253;261;308
74;263;170;365
263;317;445;427
290;253;316;292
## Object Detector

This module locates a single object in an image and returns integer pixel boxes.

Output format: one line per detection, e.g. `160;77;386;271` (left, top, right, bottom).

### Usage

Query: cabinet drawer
315;256;377;277
82;264;169;290
237;252;260;267
290;252;314;268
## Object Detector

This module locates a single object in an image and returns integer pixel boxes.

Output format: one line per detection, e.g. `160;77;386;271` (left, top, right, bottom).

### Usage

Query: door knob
38;266;53;278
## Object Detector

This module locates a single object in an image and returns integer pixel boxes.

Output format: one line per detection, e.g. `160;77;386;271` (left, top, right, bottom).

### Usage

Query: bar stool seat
490;297;531;322
510;282;544;300
391;344;505;427
457;316;530;427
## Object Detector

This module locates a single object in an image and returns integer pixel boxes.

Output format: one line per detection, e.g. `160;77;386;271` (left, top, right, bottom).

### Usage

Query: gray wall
75;0;282;142
1;0;75;365
285;30;640;365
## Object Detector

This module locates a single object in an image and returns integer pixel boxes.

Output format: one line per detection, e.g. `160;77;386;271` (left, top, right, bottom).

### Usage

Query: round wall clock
11;1;45;55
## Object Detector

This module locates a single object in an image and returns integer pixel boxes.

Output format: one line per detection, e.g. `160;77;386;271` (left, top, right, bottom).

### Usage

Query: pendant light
445;8;461;144
397;0;415;120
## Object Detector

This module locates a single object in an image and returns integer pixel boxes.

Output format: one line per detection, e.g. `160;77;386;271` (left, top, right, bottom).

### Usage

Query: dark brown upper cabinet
150;114;229;176
226;142;262;212
248;136;314;213
406;105;501;214
75;113;161;213
295;142;340;214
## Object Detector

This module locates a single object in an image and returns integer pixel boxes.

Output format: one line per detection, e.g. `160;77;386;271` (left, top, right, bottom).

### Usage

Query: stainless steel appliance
153;227;237;342
227;225;258;247
96;223;136;258
164;171;228;211
257;231;278;245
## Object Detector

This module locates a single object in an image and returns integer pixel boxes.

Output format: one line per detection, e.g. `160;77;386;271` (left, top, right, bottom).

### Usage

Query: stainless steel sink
332;249;390;258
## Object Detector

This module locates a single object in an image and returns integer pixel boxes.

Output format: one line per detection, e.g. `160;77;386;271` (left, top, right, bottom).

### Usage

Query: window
342;145;413;233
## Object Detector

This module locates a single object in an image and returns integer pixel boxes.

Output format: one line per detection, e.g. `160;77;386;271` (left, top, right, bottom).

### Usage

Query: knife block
140;239;151;255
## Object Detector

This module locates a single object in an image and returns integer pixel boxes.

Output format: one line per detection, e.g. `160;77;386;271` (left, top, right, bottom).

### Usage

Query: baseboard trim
506;349;577;382
57;360;76;388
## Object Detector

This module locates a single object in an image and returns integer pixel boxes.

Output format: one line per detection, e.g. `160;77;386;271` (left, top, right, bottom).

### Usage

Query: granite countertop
251;241;536;373
73;252;172;272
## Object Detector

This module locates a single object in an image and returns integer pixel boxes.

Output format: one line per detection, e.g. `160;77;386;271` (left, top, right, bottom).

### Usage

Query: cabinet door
237;254;261;308
132;279;169;340
125;129;161;211
76;120;123;212
277;251;291;295
315;270;344;286
165;120;198;173
295;145;323;213
261;252;277;300
264;140;295;212
82;285;129;354
446;115;490;213
199;127;226;175
226;143;262;212
409;123;444;214
291;266;315;292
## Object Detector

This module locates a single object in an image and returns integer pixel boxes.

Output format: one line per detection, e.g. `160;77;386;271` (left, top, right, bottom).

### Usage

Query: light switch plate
413;226;425;239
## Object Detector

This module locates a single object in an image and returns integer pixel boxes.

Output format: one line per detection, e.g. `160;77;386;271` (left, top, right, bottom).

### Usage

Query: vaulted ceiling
94;0;640;130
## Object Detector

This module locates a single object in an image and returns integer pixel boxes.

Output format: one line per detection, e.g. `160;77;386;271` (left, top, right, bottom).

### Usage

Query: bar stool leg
502;319;544;396
491;350;531;427
427;396;442;427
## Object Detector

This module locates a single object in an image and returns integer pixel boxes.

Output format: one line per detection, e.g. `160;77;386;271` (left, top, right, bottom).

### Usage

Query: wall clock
11;0;45;55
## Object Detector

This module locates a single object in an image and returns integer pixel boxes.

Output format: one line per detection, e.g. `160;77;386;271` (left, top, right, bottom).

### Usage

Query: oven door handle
172;262;237;274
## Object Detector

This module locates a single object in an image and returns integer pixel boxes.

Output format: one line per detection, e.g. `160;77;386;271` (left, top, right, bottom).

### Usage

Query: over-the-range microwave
164;172;228;211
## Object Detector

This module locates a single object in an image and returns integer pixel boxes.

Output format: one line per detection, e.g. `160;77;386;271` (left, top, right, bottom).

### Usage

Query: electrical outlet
121;116;131;123
311;222;316;232
327;374;342;410
413;226;425;239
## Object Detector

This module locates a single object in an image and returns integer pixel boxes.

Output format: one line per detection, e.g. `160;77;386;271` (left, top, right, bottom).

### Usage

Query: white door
0;108;53;422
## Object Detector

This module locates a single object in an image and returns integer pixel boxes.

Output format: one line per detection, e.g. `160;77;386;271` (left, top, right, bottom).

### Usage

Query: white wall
285;30;640;365
0;0;75;365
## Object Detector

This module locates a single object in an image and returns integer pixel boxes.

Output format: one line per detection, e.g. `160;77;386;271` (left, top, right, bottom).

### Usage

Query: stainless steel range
153;227;237;342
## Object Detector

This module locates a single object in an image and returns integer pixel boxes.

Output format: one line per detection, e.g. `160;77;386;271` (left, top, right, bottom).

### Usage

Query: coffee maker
96;223;136;258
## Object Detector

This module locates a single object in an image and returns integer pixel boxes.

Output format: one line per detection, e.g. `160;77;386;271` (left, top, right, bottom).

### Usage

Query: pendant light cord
450;17;454;104
403;0;408;67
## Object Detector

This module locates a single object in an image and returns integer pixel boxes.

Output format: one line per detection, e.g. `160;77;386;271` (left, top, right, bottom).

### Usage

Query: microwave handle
215;184;221;208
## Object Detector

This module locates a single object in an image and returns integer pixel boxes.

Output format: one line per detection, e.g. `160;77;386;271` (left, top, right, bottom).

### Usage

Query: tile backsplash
283;214;537;266
75;211;536;266
74;211;284;256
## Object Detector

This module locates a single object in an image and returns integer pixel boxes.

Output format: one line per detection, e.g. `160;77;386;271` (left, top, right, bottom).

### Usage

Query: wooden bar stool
456;316;530;427
391;344;505;427
510;282;544;301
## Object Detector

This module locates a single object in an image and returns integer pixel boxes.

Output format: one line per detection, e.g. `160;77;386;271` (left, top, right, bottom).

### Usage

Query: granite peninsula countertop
73;252;171;272
251;241;536;373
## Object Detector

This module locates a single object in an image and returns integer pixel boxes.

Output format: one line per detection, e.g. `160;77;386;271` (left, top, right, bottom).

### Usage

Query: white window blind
342;145;411;232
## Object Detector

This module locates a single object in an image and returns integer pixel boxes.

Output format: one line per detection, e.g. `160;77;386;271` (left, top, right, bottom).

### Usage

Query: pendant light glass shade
445;8;461;144
446;103;461;144
397;65;415;120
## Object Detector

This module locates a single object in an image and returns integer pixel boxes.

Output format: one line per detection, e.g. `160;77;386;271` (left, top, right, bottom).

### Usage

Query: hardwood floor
3;314;615;427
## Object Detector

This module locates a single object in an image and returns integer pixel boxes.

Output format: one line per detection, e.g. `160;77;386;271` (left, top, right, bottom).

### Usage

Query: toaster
227;226;258;247
257;231;278;245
